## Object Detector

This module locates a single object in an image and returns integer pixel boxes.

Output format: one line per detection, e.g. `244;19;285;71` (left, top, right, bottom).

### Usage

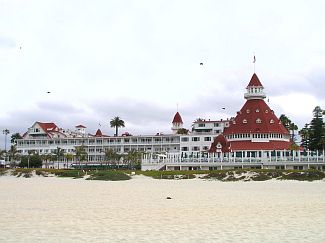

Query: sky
1;0;325;148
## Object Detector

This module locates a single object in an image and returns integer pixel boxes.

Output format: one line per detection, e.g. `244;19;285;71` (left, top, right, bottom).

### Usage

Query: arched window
270;119;274;124
256;118;262;124
243;119;247;124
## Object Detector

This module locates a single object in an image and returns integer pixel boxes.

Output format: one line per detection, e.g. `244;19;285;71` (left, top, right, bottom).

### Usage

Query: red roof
209;135;230;153
224;99;289;135
37;122;58;132
172;112;183;123
247;73;263;88
76;125;86;128
229;140;291;151
95;129;103;137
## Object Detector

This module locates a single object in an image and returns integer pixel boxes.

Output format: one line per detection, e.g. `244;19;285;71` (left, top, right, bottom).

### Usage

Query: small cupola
171;112;183;134
244;73;266;100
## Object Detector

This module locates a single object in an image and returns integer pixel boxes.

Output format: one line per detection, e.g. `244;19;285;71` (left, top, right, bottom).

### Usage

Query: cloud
0;36;16;48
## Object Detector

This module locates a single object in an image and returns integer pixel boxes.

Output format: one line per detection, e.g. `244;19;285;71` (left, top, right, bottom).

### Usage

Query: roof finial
177;103;179;112
253;53;256;73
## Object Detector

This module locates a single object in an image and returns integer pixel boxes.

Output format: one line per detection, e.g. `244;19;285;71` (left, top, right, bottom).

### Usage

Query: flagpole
253;53;256;73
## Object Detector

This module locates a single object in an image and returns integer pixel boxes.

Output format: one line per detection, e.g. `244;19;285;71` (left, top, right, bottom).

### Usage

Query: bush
87;171;131;181
19;155;42;168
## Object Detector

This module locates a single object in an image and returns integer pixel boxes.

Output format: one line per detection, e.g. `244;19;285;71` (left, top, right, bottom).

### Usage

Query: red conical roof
95;129;103;137
224;99;289;135
246;73;263;88
172;112;183;123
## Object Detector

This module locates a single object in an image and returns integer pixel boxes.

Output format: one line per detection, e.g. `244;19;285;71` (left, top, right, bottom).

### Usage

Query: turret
244;73;266;100
171;112;183;134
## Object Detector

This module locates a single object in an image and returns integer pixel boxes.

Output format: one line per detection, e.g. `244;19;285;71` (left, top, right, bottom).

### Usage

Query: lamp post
2;129;10;167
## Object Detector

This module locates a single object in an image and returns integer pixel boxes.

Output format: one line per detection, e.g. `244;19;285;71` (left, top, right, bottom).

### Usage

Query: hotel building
16;73;325;170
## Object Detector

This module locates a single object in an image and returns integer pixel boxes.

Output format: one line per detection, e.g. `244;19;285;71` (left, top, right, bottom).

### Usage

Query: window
192;137;200;142
181;147;188;151
256;109;259;113
181;137;189;142
192;146;200;151
243;119;247;124
246;109;250;113
204;137;211;142
265;110;268;113
198;124;205;127
256;118;262;124
270;119;274;124
214;123;219;127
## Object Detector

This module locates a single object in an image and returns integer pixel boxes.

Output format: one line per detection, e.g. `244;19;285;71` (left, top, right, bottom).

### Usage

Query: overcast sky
1;0;325;148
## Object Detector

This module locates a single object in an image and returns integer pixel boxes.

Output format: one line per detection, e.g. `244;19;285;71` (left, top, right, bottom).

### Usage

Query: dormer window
256;118;262;124
246;109;250;113
243;119;247;124
233;121;236;124
265;110;268;113
270;119;274;124
256;109;259;113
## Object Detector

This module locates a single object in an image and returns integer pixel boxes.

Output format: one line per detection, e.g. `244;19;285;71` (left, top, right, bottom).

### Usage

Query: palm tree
10;133;22;145
110;116;125;137
64;153;75;169
75;145;88;169
54;147;64;169
8;145;20;168
0;149;5;160
105;148;119;168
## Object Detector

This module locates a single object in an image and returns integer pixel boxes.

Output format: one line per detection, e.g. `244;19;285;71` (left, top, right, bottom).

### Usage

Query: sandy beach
0;175;324;242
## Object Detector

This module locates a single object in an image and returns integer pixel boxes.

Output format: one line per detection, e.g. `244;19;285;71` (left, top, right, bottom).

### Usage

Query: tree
54;147;64;169
279;114;291;131
299;123;310;149
42;153;53;169
124;150;142;170
10;133;22;145
279;114;299;142
309;106;325;151
75;145;88;168
177;128;189;135
0;149;5;160
64;153;75;169
105;148;120;168
110;116;125;137
19;154;42;168
7;145;20;167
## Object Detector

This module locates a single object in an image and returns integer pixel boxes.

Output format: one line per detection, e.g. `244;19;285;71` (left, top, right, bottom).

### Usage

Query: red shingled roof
223;99;289;135
229;140;291;151
247;73;263;88
95;129;103;137
37;122;58;132
172;112;183;123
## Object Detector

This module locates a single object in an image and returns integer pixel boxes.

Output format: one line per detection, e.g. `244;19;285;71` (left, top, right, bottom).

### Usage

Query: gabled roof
172;112;183;123
223;99;289;135
209;134;230;153
95;129;103;137
37;122;58;132
246;73;263;88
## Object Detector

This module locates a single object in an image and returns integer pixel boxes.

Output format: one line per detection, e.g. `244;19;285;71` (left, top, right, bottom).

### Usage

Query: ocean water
0;175;324;242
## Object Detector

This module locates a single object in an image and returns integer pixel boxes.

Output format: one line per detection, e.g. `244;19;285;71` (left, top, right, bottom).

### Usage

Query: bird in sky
200;63;203;65
46;91;51;94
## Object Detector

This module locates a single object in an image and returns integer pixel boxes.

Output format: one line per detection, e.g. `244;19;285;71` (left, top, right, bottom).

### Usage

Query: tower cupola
171;112;183;134
244;73;266;100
